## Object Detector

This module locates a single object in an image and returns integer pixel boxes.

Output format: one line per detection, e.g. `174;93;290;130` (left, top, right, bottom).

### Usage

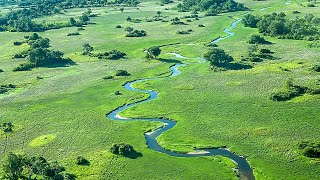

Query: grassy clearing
0;0;320;179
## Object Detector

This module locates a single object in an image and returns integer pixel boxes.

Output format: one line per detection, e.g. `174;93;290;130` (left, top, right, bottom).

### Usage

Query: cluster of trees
125;27;146;37
1;153;74;180
13;33;73;71
243;13;320;40
110;143;135;156
298;141;320;158
161;0;173;4
177;29;193;34
82;43;126;60
270;80;320;101
0;84;16;94
176;0;246;15
94;50;126;60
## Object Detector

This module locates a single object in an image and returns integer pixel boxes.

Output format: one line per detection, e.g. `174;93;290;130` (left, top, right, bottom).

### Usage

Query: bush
260;48;272;54
115;70;130;76
116;25;122;28
67;32;80;36
298;141;320;158
198;24;205;27
270;80;307;101
13;63;34;71
0;69;3;72
126;30;147;37
76;156;89;165
103;75;113;79
0;84;16;94
13;41;23;46
248;35;270;44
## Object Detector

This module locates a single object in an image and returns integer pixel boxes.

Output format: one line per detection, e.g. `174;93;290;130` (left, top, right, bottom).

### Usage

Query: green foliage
203;48;234;66
115;70;130;76
146;46;161;59
298;141;320;158
2;153;25;180
244;13;320;40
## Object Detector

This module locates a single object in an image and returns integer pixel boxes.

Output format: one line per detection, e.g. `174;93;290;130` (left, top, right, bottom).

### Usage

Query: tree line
176;0;247;15
243;13;320;41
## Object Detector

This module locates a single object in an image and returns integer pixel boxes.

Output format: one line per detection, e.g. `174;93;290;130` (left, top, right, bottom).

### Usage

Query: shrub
103;75;113;79
126;30;147;37
76;156;89;165
13;63;34;71
115;70;130;76
298;141;320;158
114;91;122;95
0;69;3;72
270;80;307;101
67;32;80;36
110;143;134;156
13;41;23;46
116;25;122;28
248;35;270;44
260;48;272;54
0;84;16;94
198;24;205;27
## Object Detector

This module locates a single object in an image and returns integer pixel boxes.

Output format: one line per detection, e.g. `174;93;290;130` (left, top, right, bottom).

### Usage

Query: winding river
106;19;255;180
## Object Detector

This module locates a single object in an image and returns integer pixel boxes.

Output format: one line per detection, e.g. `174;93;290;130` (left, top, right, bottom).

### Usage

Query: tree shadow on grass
217;62;253;70
124;150;143;159
44;59;77;68
158;58;182;64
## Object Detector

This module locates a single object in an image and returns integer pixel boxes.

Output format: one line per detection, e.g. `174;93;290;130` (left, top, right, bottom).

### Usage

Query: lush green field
1;0;319;179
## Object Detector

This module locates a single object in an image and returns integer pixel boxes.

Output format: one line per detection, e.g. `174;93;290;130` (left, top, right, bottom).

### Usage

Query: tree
2;153;25;180
120;7;124;13
146;46;161;59
82;43;94;55
157;11;161;17
79;13;90;23
69;17;76;26
203;48;234;66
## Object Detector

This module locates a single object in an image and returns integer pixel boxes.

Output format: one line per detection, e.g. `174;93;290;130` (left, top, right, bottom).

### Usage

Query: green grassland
1;0;320;179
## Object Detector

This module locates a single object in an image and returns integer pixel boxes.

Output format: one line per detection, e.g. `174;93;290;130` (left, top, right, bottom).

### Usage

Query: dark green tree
146;46;161;59
203;48;234;66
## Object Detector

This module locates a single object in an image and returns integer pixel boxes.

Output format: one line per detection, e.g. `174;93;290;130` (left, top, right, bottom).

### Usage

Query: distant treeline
0;0;139;7
176;0;247;15
0;0;139;32
243;13;320;41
